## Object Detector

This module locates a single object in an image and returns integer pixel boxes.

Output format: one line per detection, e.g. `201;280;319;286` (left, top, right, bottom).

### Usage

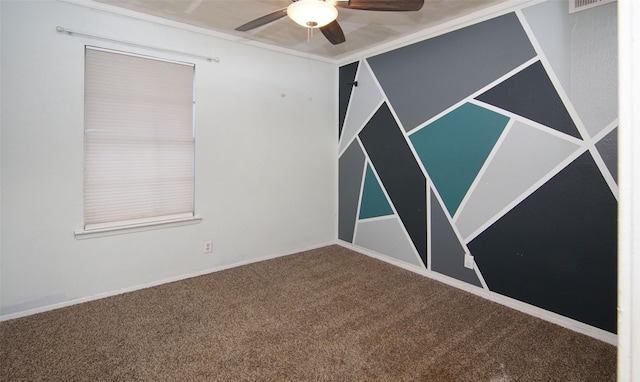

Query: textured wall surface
338;1;618;333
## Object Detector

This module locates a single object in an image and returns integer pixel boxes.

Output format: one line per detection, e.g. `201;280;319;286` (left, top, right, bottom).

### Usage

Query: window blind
84;46;195;230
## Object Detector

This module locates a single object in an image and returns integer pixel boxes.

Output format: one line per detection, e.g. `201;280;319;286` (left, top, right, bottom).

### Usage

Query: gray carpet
0;245;616;381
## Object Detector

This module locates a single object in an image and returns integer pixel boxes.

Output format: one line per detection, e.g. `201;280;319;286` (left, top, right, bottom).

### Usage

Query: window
82;46;196;234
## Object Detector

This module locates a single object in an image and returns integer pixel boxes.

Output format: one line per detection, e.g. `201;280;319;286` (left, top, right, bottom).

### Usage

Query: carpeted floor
0;245;616;381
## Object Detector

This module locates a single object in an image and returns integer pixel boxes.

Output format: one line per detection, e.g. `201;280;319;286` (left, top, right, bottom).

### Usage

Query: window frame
76;46;200;239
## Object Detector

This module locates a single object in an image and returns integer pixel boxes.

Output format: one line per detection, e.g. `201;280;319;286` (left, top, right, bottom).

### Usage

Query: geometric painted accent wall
338;62;358;140
475;61;581;139
410;103;509;216
468;151;618;332
359;164;393;219
359;103;428;264
338;1;618;334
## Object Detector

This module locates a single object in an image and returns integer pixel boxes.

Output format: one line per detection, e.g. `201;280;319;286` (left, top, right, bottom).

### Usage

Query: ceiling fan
235;0;425;45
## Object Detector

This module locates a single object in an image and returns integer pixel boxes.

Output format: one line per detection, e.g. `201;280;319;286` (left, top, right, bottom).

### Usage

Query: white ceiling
90;0;520;63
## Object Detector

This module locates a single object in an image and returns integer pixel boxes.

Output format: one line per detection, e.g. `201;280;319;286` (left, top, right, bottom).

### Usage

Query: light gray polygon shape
354;217;424;268
521;2;571;98
339;140;366;242
338;62;384;154
522;1;617;138
455;120;580;241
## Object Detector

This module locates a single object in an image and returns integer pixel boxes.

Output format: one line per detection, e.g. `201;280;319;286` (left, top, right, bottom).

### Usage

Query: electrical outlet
464;254;474;269
203;239;213;253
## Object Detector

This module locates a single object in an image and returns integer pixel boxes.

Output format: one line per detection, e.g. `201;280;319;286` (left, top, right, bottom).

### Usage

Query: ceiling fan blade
320;20;346;45
235;8;288;32
336;0;424;12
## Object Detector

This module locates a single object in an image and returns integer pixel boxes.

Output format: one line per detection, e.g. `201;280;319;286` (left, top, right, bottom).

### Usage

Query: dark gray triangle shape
339;140;366;242
430;189;482;287
595;128;617;183
339;62;359;140
359;103;427;264
476;61;581;139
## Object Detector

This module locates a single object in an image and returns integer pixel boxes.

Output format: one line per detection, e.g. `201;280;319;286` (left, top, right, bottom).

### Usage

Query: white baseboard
337;240;618;346
0;241;335;322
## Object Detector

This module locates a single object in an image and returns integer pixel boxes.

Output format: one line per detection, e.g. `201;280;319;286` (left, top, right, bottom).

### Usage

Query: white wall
617;0;640;378
0;0;337;318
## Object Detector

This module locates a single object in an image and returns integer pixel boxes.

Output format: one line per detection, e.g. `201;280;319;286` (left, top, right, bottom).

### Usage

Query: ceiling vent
569;0;616;14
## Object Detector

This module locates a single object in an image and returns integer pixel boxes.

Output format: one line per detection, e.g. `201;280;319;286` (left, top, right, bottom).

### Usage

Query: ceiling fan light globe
287;0;338;28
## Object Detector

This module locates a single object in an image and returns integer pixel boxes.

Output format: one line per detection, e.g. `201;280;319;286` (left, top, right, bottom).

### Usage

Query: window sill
74;215;202;239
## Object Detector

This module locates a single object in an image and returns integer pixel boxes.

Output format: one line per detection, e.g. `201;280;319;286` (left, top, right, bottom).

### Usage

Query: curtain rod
56;26;220;63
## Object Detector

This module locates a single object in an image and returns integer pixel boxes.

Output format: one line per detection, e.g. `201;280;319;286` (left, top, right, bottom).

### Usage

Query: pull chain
305;21;318;44
307;27;314;43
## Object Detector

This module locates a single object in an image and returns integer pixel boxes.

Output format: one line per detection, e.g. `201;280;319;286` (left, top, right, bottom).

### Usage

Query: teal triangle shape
359;164;394;219
410;103;509;216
